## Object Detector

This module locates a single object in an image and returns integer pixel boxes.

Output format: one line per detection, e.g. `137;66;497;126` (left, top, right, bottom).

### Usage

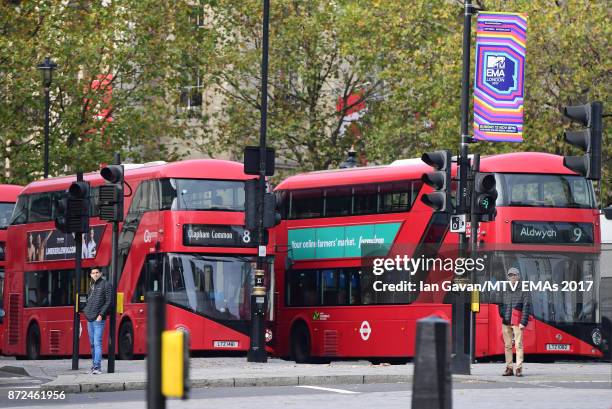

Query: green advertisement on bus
288;222;401;260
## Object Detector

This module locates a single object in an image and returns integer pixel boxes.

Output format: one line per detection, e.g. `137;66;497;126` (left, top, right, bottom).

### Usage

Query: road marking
297;385;359;394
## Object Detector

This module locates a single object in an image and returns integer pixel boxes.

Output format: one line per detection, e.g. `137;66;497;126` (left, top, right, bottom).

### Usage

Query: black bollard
147;292;166;409
412;315;452;409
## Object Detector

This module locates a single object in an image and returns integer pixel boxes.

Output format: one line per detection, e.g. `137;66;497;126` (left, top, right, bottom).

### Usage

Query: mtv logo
486;55;505;69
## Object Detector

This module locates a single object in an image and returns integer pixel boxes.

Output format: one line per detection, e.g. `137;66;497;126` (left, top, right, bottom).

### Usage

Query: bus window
0;202;15;228
353;184;378;215
174;179;245;211
9;195;28;225
324;188;352;217
287;270;319;306
321;269;339;305
166;257;189;308
29;193;53;222
160;179;178;210
349;270;361;305
498;252;599;325
380;181;412;213
501;174;595;208
289;189;323;219
132;256;163;302
24;270;79;307
162;253;255;320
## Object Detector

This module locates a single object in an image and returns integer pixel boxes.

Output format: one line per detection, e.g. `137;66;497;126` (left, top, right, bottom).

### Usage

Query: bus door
124;255;163;357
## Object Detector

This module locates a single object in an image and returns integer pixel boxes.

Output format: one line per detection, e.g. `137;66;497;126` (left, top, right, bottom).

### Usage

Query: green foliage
0;0;609;203
205;0;610;201
0;0;215;184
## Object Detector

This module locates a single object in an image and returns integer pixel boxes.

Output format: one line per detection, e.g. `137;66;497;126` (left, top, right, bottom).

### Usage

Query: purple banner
474;12;527;142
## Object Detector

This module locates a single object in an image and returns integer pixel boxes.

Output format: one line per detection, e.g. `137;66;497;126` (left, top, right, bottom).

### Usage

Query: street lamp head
37;57;57;88
339;147;358;169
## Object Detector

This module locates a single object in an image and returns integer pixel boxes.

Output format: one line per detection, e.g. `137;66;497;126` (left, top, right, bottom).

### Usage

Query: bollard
412;315;452;409
147;292;166;409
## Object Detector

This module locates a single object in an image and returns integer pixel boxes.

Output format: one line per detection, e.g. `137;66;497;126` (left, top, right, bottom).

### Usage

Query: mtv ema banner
473;12;527;142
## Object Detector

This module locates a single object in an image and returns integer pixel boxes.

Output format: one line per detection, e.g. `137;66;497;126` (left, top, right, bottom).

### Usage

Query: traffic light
244;179;281;232
100;165;124;222
471;172;497;221
263;191;282;228
57;181;90;234
245;179;258;231
421;150;452;212
54;193;69;233
562;101;603;180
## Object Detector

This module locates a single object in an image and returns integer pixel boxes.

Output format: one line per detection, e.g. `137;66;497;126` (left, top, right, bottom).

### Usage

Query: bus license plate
213;340;239;348
545;344;570;351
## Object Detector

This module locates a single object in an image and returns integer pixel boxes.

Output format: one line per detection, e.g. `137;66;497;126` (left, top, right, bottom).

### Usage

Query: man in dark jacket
83;268;112;374
499;267;532;377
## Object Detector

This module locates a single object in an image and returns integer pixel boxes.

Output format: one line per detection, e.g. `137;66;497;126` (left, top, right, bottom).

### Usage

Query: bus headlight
592;328;602;346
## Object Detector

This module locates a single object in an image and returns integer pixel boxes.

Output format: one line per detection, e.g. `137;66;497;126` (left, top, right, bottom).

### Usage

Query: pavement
0;356;610;394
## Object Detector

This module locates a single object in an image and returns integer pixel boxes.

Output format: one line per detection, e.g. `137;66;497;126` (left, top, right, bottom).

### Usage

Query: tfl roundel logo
359;321;371;341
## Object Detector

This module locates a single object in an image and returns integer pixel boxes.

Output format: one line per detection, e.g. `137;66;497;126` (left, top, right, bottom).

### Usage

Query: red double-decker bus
270;152;603;362
0;184;23;353
2;160;273;359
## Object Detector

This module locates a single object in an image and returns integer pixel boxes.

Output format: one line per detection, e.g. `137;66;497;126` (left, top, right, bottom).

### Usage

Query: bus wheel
290;322;311;364
118;321;134;360
26;322;41;360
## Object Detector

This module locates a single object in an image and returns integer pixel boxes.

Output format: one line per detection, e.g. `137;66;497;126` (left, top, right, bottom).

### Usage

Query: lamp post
37;57;57;179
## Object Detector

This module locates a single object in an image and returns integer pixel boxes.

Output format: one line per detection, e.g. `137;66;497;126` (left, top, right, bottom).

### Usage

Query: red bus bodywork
270;152;603;361
0;184;23;354
2;160;266;358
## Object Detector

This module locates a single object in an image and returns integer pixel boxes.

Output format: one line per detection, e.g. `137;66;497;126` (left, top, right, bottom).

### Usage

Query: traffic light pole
451;0;474;375
71;172;84;370
247;0;269;363
107;153;121;373
469;154;480;363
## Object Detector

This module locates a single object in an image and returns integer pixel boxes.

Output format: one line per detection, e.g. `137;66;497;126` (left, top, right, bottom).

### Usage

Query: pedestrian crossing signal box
161;330;190;399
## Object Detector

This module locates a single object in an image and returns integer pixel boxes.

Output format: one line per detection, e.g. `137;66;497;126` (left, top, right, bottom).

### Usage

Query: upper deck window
286;180;422;220
499;174;595;208
160;179;245;212
0;202;16;229
9;188;100;225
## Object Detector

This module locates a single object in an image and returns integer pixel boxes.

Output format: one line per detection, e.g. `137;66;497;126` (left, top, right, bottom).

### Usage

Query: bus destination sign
183;224;256;247
511;221;593;245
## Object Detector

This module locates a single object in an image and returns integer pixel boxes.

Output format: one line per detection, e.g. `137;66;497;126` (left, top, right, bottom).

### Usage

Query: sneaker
91;369;102;375
515;368;523;377
87;367;95;375
502;367;514;376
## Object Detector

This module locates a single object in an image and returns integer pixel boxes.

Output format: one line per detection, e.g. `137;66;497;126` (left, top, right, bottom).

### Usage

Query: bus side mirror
604;206;612;220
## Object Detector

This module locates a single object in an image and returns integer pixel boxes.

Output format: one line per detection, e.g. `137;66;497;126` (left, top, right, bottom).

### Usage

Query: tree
0;0;215;183
203;0;609;201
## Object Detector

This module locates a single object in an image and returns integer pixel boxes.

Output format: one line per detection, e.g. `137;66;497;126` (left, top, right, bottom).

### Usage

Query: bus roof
19;159;254;195
276;162;432;190
479;152;574;174
276;152;576;191
0;184;23;202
